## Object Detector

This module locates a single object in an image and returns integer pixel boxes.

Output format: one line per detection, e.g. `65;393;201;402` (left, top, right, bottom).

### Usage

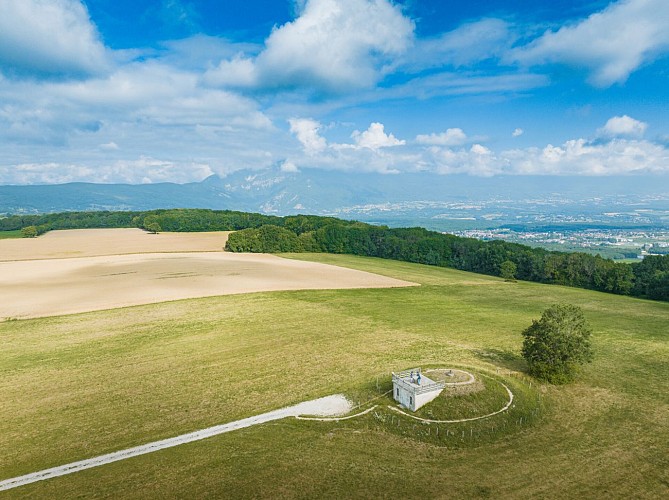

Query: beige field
0;228;231;261
0;229;415;320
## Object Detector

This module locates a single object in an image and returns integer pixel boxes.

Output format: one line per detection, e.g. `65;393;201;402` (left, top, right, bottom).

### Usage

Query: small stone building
392;368;445;411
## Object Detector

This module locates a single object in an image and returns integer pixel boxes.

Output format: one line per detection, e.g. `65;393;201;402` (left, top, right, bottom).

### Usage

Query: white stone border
387;374;514;423
295;405;378;421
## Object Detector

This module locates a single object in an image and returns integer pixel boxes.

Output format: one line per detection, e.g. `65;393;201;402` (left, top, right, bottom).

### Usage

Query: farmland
0;233;667;498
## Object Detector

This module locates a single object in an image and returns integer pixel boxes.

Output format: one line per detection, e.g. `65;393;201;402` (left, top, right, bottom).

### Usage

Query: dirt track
0;229;416;319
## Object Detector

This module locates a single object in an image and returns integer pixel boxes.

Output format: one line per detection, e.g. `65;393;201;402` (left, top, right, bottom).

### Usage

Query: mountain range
1;168;668;229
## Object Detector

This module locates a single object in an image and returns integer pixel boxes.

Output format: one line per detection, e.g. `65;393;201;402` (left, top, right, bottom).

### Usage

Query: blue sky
0;0;668;184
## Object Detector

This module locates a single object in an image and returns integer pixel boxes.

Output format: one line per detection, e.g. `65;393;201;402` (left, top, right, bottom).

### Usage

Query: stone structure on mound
392;368;445;411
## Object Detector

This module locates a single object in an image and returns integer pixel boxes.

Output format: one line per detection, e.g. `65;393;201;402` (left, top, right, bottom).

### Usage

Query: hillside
1;254;667;498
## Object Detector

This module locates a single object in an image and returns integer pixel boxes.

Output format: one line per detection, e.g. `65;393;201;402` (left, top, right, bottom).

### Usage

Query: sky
0;0;668;185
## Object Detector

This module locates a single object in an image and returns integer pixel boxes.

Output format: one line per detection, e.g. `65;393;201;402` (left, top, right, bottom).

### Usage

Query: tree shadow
472;348;526;372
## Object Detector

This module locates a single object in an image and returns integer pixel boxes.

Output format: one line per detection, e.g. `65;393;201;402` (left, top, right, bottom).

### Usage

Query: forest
1;208;667;302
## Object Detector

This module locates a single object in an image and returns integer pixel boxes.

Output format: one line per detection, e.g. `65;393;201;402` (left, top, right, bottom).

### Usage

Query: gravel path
0;395;351;492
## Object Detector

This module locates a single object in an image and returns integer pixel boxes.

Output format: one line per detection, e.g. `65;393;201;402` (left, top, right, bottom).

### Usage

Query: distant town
338;193;669;261
446;228;669;261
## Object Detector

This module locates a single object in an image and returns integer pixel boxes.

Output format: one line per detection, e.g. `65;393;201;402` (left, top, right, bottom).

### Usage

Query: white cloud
0;57;278;183
286;117;669;177
160;36;261;72
0;158;214;185
288;118;328;154
0;61;273;134
351;123;405;150
416;128;468;146
99;142;119;151
0;0;109;77
288;119;408;173
510;0;669;86
512;128;524;137
208;0;414;92
598;115;648;138
203;54;258;87
422;137;669;177
502;138;669;175
405;18;514;71
280;160;300;173
376;71;549;101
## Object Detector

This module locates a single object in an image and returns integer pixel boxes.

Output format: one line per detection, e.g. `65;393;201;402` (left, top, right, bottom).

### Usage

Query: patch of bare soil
0;229;230;261
0;251;416;320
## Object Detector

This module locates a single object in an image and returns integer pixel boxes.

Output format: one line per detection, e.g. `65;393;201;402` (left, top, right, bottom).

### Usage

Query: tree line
225;216;669;302
1;209;667;301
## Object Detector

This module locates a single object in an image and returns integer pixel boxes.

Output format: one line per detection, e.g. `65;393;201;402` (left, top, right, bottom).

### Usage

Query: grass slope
1;254;667;498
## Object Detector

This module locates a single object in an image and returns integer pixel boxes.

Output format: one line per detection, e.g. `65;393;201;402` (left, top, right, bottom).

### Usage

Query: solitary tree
500;260;517;281
21;225;38;238
145;222;162;234
521;303;593;384
143;215;162;234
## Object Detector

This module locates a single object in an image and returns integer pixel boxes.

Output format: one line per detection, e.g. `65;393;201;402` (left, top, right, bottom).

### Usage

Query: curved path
295;405;378;421
0;395;351;492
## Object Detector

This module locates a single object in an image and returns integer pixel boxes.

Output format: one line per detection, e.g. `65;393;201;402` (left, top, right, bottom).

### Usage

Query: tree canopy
521;304;594;384
2;208;668;302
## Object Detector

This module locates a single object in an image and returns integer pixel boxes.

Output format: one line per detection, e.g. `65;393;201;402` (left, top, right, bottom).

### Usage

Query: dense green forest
1;209;668;302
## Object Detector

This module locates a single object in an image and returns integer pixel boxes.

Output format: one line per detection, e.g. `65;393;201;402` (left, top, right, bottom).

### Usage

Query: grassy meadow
0;230;21;240
1;254;668;498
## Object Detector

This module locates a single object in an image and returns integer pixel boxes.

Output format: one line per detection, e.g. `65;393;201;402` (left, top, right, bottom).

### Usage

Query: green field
1;254;668;498
0;230;22;240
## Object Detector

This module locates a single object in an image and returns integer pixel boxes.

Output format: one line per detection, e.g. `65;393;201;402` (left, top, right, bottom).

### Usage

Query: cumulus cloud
416;128;468;146
351;123;405;150
512;128;524;137
285;117;669;177
290;119;405;153
288;119;408;172
288;118;328;154
502;138;669;175
0;0;110;78
510;0;669;86
598;115;648;138
420;134;669;177
206;0;414;92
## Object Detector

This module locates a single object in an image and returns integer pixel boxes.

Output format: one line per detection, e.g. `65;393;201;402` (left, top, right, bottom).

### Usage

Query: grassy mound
321;366;542;449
